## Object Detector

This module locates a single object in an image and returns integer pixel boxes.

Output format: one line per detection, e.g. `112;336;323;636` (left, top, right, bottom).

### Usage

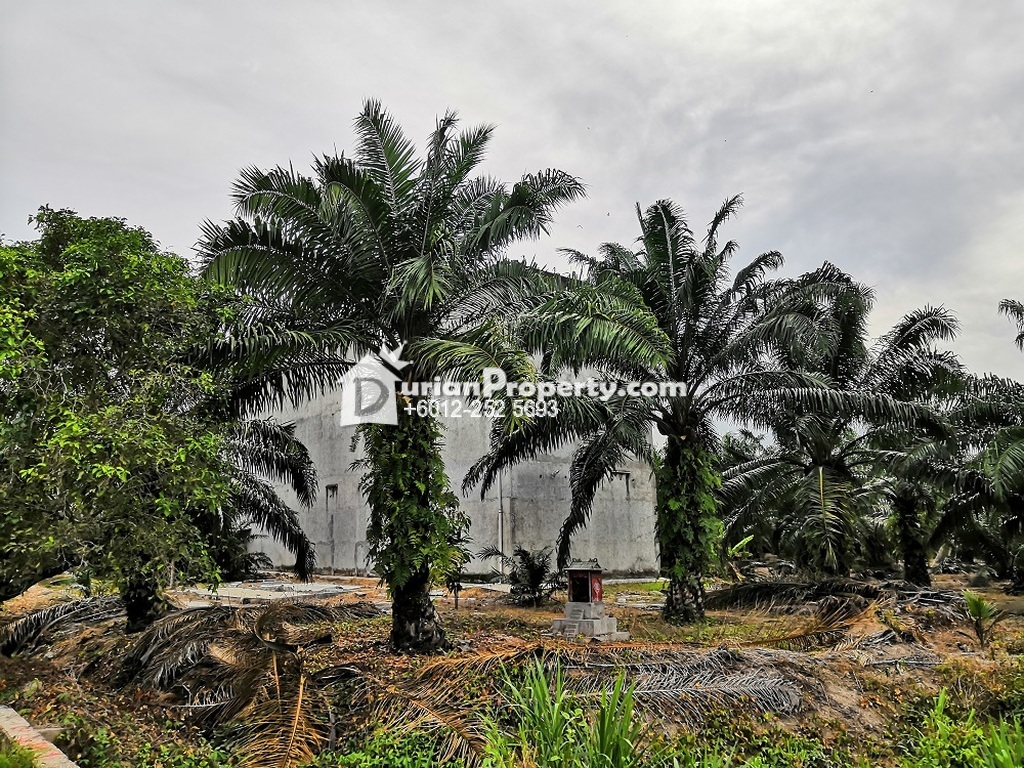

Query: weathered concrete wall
255;386;659;576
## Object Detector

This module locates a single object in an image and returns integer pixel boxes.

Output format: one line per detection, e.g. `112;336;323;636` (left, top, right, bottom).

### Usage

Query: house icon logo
339;344;409;426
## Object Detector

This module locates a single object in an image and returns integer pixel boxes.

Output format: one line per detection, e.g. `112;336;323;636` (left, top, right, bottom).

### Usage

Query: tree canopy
0;209;316;629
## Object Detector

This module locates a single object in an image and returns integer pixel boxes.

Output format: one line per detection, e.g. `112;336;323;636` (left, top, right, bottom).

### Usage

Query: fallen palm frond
704;580;882;611
149;603;371;768
356;643;808;764
2;597;825;766
0;595;123;655
557;645;803;720
112;604;237;688
354;664;492;766
730;600;880;652
228;670;330;768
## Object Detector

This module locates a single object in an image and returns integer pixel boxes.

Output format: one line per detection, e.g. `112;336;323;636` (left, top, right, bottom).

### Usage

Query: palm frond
704;581;881;611
229;474;317;580
354;99;421;207
999;299;1024;350
0;596;123;656
227;418;318;508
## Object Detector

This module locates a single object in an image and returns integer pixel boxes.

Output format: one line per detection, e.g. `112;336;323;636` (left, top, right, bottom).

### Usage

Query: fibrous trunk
390;565;447;652
360;401;463;654
895;493;931;587
122;569;170;632
657;435;722;625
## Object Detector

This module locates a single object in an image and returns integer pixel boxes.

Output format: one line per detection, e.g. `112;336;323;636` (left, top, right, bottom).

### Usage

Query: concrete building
256;387;660;577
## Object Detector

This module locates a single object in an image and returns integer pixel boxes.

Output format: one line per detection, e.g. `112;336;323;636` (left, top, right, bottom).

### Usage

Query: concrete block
551;616;619;637
565;602;605;620
0;706;79;767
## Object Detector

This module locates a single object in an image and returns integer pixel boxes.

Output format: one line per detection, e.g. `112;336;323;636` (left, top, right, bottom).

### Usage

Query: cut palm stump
551;560;629;640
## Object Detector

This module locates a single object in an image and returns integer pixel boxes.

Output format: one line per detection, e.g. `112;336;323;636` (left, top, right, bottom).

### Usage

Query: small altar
550;559;629;641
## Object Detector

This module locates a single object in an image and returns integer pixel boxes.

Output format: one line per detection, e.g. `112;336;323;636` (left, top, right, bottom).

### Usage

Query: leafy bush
309;731;457;768
56;711;230;768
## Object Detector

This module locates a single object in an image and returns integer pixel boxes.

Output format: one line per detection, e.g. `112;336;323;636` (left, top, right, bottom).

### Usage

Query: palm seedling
479;545;564;607
962;590;1006;649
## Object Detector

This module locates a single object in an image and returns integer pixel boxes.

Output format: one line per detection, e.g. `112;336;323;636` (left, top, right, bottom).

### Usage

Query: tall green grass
902;689;1024;768
484;660;645;768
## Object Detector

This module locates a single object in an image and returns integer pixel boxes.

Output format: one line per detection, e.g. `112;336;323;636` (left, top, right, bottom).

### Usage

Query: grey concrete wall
254;386;659;577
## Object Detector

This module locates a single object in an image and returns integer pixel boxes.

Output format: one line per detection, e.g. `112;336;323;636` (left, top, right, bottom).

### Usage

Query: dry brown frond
229;670;329;768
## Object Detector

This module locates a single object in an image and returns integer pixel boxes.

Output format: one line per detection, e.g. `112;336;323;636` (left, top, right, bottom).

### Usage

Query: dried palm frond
354;666;492;766
704;580;881;611
0;596;123;655
327;648;545;767
733;600;880;652
114;599;374;690
413;643;542;686
250;600;337;650
112;604;236;687
555;646;802;720
632;670;801;718
228;670;328;768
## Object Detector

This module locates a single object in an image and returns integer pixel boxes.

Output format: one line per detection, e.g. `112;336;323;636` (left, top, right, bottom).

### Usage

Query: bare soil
2;572;1023;766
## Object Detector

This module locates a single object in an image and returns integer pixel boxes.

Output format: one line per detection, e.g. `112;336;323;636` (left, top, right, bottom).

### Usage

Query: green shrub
902;689;1024;768
309;731;457;768
0;738;39;768
55;711;230;768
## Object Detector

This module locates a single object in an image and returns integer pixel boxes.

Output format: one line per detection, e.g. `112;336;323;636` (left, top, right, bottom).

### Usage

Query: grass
0;738;38;768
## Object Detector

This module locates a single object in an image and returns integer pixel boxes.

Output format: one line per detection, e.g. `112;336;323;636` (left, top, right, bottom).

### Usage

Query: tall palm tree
917;305;1024;586
468;197;887;623
198;101;658;651
982;300;1024;494
721;299;961;583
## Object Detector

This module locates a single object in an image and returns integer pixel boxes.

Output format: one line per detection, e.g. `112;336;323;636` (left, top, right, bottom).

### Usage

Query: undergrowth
0;737;39;768
899;690;1024;767
55;712;231;768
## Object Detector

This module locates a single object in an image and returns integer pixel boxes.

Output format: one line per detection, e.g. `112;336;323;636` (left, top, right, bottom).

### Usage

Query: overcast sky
2;1;1022;380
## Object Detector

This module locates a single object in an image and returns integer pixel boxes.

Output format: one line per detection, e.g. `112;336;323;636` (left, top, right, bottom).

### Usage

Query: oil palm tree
467;197;904;622
982;300;1024;494
921;306;1024;586
198;101;659;650
721;298;961;583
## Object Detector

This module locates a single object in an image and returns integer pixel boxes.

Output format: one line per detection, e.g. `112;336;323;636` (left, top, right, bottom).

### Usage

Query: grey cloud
1;0;1022;379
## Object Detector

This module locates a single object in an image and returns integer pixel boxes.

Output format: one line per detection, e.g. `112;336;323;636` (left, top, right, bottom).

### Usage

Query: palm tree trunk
894;493;930;587
657;435;721;624
390;564;447;652
122;567;171;632
664;572;706;623
362;405;462;654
